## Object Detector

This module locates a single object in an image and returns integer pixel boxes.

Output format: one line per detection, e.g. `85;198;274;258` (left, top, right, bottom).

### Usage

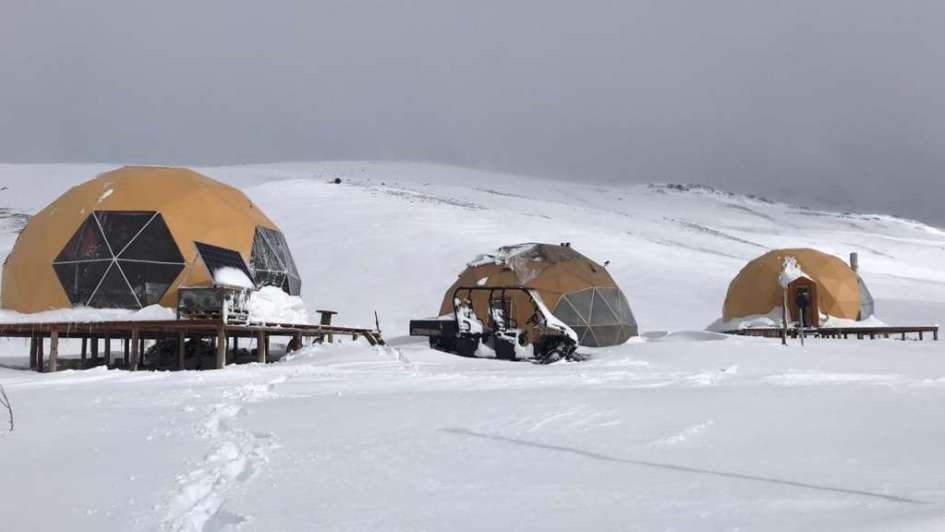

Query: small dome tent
1;166;301;312
723;248;874;327
440;243;638;347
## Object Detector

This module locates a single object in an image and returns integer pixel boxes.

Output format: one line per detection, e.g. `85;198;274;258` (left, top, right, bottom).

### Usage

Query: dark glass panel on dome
582;328;601;348
119;260;184;306
120;214;184;263
255;270;286;290
564;289;594;321
250;230;282;272
87;263;140;309
94;211;154;254
251;227;301;295
552;298;584;327
589;290;619;325
53;260;111;305
55;216;109;261
570;325;590;345
287;274;302;296
589;325;624;347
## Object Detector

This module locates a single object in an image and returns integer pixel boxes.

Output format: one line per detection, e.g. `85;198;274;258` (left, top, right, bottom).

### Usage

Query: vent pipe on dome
850;252;859;272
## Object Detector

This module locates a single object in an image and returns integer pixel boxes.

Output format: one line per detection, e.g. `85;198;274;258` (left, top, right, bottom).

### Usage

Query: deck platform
723;326;939;341
0;318;384;372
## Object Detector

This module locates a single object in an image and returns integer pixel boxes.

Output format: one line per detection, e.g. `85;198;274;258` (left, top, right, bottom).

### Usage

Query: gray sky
2;1;944;223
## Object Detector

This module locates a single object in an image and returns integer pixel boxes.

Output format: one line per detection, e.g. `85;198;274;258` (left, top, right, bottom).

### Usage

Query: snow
212;266;255;289
0;304;175;324
779;255;808;288
247;286;308;324
1;161;945;530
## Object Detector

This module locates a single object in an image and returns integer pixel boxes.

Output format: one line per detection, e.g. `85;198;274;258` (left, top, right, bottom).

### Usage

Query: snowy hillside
1;162;945;531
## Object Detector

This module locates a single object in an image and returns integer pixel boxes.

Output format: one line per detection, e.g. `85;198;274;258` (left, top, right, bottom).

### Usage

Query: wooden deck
0;319;384;372
723;326;939;341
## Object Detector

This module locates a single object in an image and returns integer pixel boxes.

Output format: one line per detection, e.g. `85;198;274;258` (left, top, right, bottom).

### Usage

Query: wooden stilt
216;328;227;369
29;337;37;370
178;333;186;371
36;338;44;372
130;329;139;371
81;338;88;367
49;330;59;373
123;339;130;367
256;331;267;364
91;337;99;365
104;337;111;366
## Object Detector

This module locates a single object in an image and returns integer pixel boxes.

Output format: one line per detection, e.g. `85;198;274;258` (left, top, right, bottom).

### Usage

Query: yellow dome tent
1;166;301;312
440;243;637;347
723;248;874;326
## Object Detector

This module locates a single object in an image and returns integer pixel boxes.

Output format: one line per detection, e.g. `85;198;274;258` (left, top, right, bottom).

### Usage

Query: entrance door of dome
788;278;819;328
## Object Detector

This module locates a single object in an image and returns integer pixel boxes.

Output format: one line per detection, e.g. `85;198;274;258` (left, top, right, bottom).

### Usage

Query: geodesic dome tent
723;248;874;323
1;166;301;313
440;243;638;347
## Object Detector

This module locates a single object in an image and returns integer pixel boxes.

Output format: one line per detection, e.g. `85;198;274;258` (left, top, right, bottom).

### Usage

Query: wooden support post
902;332;907;341
256;331;267;364
123;339;130;367
178;333;186;371
216;328;227;369
104;337;111;366
36;337;44;372
28;337;37;369
130;329;140;371
91;337;99;365
48;330;59;373
81;338;88;367
934;330;939;341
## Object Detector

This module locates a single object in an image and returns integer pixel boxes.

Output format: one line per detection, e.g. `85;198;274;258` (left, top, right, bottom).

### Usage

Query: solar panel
194;241;256;288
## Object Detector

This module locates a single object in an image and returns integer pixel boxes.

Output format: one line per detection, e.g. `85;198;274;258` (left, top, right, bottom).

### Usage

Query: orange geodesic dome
722;248;873;322
1;166;301;313
439;243;638;347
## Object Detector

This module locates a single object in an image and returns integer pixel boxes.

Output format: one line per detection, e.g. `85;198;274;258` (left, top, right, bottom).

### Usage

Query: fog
2;1;944;223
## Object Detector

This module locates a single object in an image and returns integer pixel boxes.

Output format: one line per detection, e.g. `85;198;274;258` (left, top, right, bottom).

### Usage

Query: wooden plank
36;338;44;372
178;332;186;371
216;328;227;369
256;330;267;364
49;330;59;373
130;329;140;371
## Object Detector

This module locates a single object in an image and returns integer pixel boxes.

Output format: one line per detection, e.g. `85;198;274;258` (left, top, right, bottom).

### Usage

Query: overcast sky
2;1;944;223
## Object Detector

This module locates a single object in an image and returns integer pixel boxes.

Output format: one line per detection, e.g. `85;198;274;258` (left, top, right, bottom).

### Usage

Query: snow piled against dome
778;256;808;288
247;286;309;324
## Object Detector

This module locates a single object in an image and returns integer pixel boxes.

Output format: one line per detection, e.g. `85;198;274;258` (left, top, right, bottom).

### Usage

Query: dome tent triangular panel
1;166;303;312
439;243;638;347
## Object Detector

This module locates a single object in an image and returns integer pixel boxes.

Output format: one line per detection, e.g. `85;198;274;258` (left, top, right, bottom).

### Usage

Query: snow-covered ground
2;162;945;530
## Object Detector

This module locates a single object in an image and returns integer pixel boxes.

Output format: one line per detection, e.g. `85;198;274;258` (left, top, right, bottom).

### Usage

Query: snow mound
247;286;309;324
